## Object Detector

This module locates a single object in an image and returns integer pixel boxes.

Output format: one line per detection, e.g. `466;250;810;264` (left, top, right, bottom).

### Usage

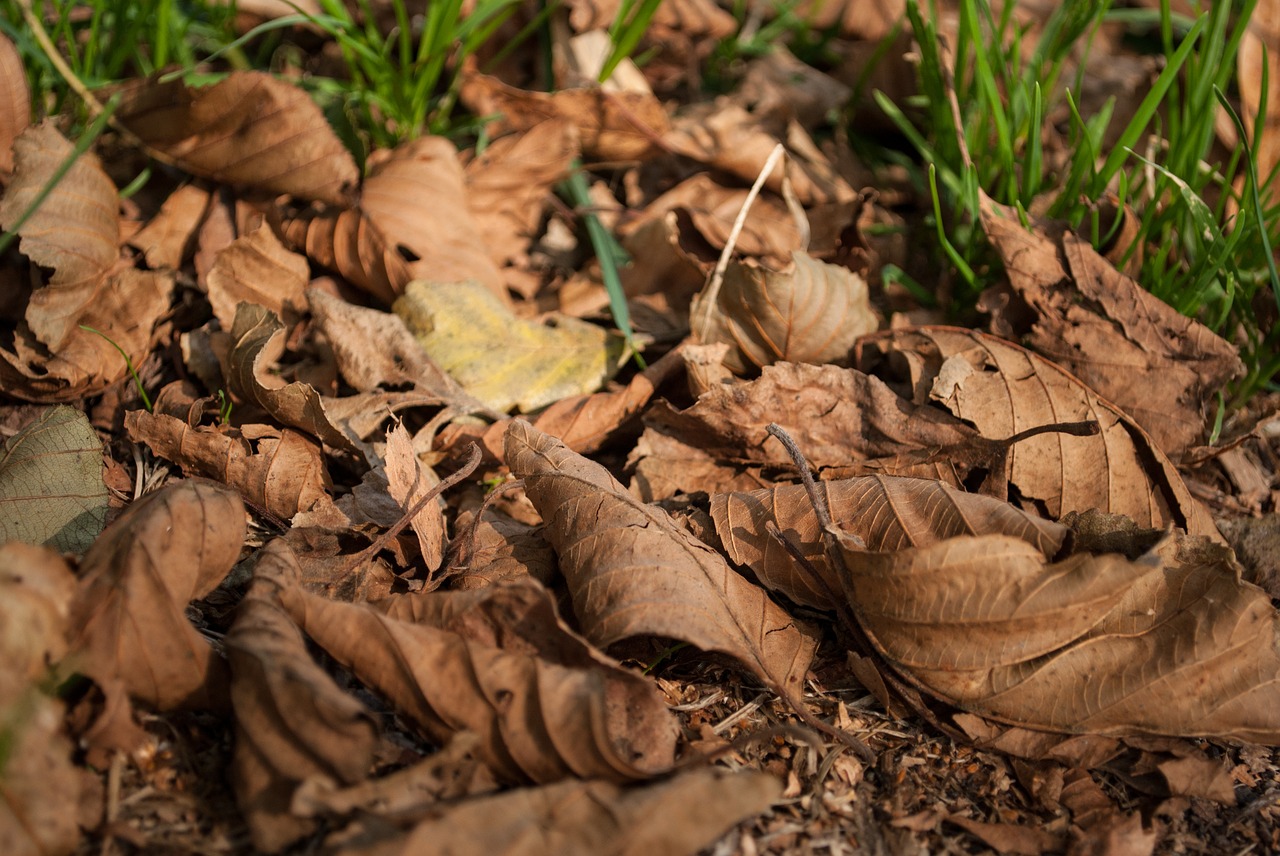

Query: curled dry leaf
0;405;109;555
328;767;780;856
834;530;1280;743
0;122;118;350
712;475;1069;610
0;31;30;178
362;137;507;299
855;327;1220;539
63;480;246;711
227;540;378;853
979;196;1242;455
227;302;360;451
277;206;411;305
383;424;445;573
126;410;332;522
459;70;669;161
446;508;557;591
127;183;211;270
505;420;817;697
275;543;677;783
691;250;877;374
116;71;357;206
206;224;309;328
463;119;578;272
394;280;625;414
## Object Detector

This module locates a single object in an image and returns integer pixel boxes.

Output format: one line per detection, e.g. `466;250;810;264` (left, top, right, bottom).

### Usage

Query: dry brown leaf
855;327;1220;539
361;137;507;299
505;420;817;697
979;197;1242;455
126;410;332;521
0;268;171;402
206;223;309;328
276;206;411;304
446;508;558;591
691;250;877;374
793;0;905;40
227;302;360;451
326;767;780;856
226;540;379;853
126;183;211;270
276;540;678;783
835;529;1280;743
1241;1;1280;202
0;122;118;350
736;47;853;129
0;543;75;691
63;480;246;711
116;71;357;205
565;0;735;39
383;424;445;573
712;475;1069;610
0;31;30;180
0;685;82;856
464;119;578;272
665;103;856;206
460;70;669;161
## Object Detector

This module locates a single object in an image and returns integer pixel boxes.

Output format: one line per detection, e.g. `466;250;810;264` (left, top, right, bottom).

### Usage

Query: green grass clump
876;0;1280;400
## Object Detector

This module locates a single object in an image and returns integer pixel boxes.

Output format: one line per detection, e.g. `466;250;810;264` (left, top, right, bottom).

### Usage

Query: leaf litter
2;5;1280;856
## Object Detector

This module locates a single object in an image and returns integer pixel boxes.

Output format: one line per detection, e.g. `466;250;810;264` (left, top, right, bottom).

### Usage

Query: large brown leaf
833;530;1280;743
505;420;817;697
0;122;118;350
0;31;29;179
226;540;378;853
712;475;1069;610
126;410;332;521
691;250;877;374
63;481;246;711
116;72;357;206
855;328;1220;539
328;767;780;856
978;197;1242;456
275;540;678;783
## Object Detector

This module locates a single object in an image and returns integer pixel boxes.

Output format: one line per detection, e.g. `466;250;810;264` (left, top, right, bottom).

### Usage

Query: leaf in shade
276;206;411;304
206;224;309;328
0;406;109;554
127;183;211;270
504;420;817;697
277;546;678;783
227;302;360;451
125;410;332;522
855;328;1220;539
394;280;625;414
63;481;246;711
711;475;1069;610
327;767;780;856
691;250;877;374
833;529;1280;743
226;540;378;854
116;71;357;206
0;31;30;178
362;137;507;299
0;122;118;350
446;508;558;591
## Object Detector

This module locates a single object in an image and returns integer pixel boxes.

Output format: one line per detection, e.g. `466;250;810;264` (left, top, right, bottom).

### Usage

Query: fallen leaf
0;31;30;178
206;223;309;328
126;183;211;270
362;137;507;299
276;206;411;304
63;480;246;711
276;542;678;783
0;685;81;856
383;424;445;573
691;250;877;374
226;540;379;853
126;411;332;521
0;122;118;350
446;508;558;591
1240;1;1280;203
326;767;780;856
712;475;1069;610
117;71;357;205
394;280;624;414
0;405;108;554
0;542;76;686
227;302;360;451
855;328;1221;539
833;529;1280;742
505;420;817;697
